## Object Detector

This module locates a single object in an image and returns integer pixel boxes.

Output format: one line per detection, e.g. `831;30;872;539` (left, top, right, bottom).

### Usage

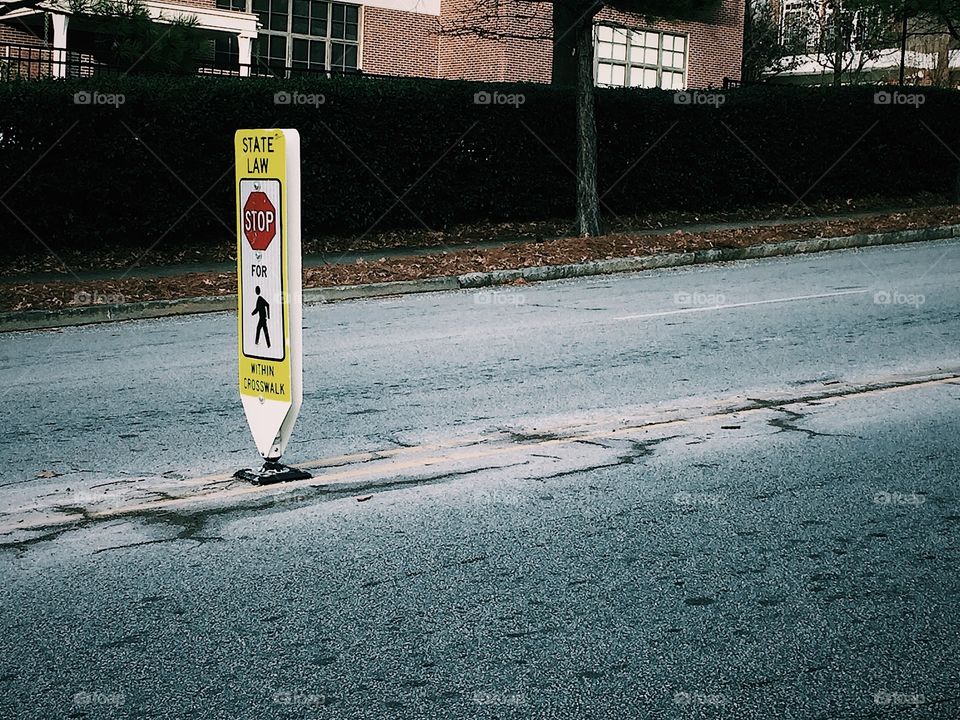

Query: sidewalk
1;206;935;285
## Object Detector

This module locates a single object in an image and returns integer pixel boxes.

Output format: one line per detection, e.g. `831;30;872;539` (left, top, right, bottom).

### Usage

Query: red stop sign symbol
243;191;277;251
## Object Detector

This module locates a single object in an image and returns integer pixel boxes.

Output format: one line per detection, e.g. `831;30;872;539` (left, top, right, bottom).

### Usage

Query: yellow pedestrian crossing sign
235;129;304;465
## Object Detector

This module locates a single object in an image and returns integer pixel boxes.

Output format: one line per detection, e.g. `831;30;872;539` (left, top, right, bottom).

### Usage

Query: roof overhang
3;0;259;37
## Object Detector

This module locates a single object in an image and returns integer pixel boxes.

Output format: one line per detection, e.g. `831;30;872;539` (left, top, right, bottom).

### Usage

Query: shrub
0;76;957;256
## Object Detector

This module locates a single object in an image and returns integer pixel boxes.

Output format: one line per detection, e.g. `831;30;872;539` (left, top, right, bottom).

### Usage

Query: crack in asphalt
0;461;533;554
4;371;958;554
767;407;853;440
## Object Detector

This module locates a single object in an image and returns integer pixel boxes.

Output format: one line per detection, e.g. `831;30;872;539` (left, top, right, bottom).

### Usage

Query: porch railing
0;41;426;81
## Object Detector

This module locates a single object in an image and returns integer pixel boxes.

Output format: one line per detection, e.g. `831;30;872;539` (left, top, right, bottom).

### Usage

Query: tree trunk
832;7;842;87
899;8;908;86
552;2;578;86
575;20;601;237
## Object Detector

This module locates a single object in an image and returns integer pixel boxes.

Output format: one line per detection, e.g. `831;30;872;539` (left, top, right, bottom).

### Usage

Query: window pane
293;37;308;61
291;0;308;32
253;0;268;25
311;1;328;34
644;48;658;64
597;62;612;85
331;42;357;69
628;68;643;87
271;34;286;60
310;39;325;66
612;42;626;61
611;64;625;85
662;35;674;51
597;41;613;59
674;35;685;52
344;21;358;41
643;68;657;87
597;25;612;42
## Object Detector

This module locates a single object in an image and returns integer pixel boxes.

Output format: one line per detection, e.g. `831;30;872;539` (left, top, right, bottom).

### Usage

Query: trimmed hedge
0;75;958;254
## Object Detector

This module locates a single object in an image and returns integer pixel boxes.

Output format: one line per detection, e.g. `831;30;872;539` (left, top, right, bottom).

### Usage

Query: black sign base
234;460;312;486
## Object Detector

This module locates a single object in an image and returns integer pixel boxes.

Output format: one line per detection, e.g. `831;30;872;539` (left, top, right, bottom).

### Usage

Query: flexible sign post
233;128;310;485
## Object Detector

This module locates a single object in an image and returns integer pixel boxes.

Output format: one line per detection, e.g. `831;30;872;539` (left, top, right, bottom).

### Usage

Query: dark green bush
0;76;957;255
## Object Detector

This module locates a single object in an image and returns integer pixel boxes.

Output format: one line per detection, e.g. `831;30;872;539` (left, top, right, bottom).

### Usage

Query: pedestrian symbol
253;286;271;348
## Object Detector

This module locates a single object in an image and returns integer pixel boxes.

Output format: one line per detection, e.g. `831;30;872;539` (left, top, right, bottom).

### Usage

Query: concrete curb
457;224;960;287
3;223;958;333
0;295;235;333
303;276;461;303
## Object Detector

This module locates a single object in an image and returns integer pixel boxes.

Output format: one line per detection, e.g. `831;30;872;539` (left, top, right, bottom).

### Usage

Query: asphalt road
1;239;958;718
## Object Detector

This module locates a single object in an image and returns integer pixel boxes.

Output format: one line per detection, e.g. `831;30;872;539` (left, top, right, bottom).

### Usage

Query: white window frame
594;24;688;90
217;0;363;73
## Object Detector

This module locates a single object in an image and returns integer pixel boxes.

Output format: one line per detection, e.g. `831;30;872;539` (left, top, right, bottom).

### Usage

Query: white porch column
238;34;254;77
51;13;69;79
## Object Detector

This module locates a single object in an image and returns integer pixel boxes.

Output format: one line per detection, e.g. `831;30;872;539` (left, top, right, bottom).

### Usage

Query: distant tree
70;0;208;75
743;0;800;80
779;0;898;86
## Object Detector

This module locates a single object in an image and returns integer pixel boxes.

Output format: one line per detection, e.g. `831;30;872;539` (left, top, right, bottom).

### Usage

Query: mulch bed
3;205;959;313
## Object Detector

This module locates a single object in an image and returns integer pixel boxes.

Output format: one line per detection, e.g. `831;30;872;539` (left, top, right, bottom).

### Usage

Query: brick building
1;0;743;87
